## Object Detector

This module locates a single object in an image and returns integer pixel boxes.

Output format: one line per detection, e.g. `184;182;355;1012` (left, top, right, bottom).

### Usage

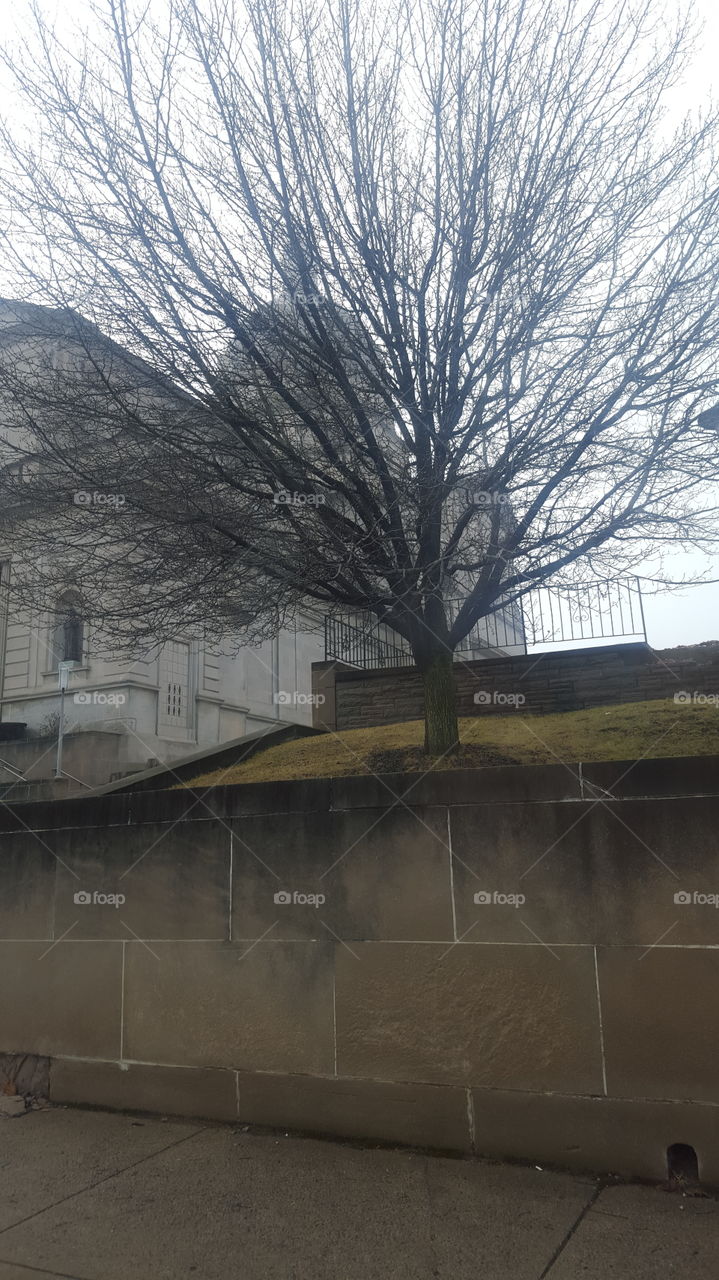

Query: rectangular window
157;641;192;738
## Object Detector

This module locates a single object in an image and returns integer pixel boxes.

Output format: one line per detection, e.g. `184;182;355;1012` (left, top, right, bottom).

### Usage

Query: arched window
51;591;84;669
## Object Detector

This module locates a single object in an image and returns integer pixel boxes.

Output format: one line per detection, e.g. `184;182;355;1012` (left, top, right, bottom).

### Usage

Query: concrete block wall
312;642;719;730
2;759;719;1182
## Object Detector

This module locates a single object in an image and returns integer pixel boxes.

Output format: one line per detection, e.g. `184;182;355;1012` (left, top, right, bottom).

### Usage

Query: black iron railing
324;577;646;668
521;576;646;647
449;594;527;653
324;614;414;669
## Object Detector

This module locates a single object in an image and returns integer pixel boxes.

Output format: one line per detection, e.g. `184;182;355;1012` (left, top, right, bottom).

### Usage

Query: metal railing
0;755;25;780
449;595;527;654
324;614;414;669
521;577;646;647
324;577;646;668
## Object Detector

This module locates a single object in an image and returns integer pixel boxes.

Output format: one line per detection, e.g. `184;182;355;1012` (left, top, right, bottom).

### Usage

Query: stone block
236;1072;471;1151
0;941;121;1058
450;802;593;945
50;1057;237;1122
0;834;55;941
471;1087;719;1185
53;821;230;941
598;945;719;1102
335;942;602;1093
123;940;334;1075
231;808;453;942
451;796;719;947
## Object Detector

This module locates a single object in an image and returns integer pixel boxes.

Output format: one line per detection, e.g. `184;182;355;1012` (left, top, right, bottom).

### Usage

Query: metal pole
55;683;65;778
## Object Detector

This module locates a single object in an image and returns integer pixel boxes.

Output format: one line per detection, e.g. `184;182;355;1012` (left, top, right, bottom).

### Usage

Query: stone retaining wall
312;642;719;730
2;759;719;1183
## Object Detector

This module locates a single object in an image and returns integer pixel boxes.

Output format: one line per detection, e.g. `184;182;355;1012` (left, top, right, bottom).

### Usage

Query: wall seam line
120;939;126;1063
332;960;338;1077
593;944;608;1097
228;828;233;942
447;807;457;942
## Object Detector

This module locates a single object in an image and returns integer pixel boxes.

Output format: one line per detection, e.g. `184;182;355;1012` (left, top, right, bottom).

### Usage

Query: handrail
0;756;26;780
324;577;646;668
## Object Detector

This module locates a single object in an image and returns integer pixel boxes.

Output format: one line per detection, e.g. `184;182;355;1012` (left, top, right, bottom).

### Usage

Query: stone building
0;300;326;787
0;297;524;790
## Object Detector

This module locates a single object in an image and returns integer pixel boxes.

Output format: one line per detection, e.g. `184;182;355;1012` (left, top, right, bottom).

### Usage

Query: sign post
55;662;72;778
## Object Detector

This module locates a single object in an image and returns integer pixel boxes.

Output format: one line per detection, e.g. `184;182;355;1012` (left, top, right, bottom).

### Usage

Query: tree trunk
420;648;459;756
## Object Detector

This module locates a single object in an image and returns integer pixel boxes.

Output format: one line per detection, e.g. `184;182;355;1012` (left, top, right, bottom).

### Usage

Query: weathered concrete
549;1183;719;1279
0;1109;716;1280
3;761;719;1182
0;1108;200;1232
123;940;335;1074
231;806;454;942
334;942;603;1092
2;750;719;833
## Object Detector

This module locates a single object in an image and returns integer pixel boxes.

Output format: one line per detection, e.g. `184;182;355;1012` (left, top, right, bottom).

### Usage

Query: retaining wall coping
0;753;717;832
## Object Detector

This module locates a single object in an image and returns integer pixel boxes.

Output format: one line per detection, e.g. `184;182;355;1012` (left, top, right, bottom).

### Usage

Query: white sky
0;0;717;649
634;0;719;647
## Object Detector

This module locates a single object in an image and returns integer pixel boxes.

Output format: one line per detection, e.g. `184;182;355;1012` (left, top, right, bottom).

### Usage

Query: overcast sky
0;0;716;650
633;0;719;648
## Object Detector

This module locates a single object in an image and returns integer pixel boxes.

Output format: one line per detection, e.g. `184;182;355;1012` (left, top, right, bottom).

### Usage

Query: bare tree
1;0;719;754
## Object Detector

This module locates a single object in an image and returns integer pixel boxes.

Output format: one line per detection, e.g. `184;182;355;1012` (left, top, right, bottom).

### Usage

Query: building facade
0;296;524;788
0;560;324;785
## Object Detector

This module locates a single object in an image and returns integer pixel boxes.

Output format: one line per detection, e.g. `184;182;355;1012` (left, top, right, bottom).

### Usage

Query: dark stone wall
312;642;719;730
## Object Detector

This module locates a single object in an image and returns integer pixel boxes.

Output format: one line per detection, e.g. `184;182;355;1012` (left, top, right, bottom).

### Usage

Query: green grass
180;697;719;788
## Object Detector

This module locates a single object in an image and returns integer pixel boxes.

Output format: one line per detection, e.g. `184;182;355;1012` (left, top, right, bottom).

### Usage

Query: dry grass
180;697;719;788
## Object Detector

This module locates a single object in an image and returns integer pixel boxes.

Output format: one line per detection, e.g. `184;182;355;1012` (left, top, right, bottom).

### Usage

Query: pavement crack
0;1256;88;1279
537;1182;603;1280
0;1123;208;1240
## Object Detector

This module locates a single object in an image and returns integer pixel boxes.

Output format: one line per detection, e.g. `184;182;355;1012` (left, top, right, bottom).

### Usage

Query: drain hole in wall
666;1143;699;1190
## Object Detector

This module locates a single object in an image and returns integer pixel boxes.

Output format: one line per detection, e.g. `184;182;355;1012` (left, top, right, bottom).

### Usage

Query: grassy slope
181;698;719;788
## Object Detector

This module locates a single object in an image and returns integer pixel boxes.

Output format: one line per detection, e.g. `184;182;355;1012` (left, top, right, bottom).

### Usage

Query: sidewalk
0;1108;717;1279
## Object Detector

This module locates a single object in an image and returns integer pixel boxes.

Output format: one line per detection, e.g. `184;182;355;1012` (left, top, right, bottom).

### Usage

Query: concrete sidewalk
0;1109;717;1279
